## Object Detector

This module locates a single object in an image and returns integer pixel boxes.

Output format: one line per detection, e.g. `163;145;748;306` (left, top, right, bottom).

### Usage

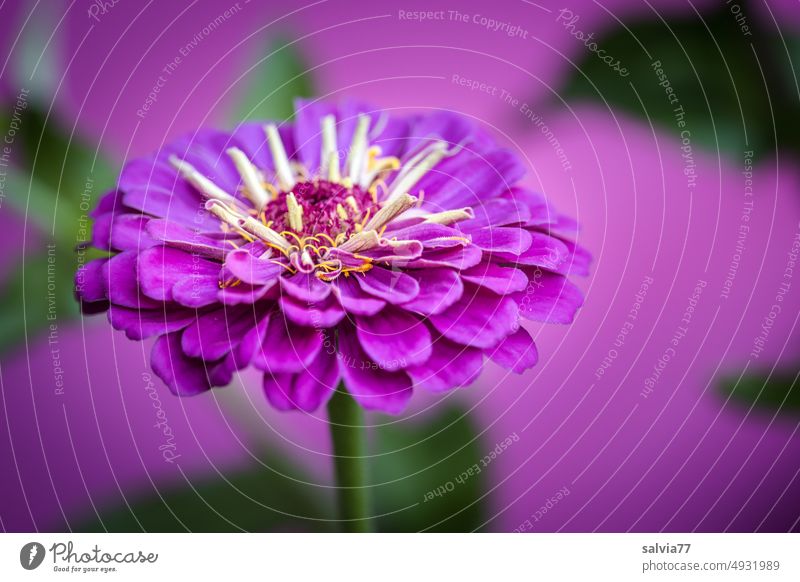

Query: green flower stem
327;383;373;532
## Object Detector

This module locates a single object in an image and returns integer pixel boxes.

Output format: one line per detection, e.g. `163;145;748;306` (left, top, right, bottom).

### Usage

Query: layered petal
262;346;339;412
513;269;585;324
461;261;527;295
252;316;323;373
356;267;419;303
487;327;539;374
407;337;483;392
355;307;432;370
429;284;519;349
338;325;413;414
151;332;212;396
400;268;463;315
138;245;220;302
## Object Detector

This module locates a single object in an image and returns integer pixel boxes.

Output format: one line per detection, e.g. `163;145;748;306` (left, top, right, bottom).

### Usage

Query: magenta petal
356;267;419;303
554;238;592;277
355;307;432;370
387;222;465;246
279;271;332;302
333;276;385;315
120;157;217;229
421;149;526;209
90;189;124;218
465;197;531;229
172;276;220;308
104;251;160;309
262;373;295;410
429;284;519;349
487;327;539;373
493;231;569;269
209;352;238;387
400;268;463;315
218;282;272;305
407;110;489;153
253;317;323;373
146;219;230;261
461;261;528;295
151;332;211;396
181;306;260;360
470;227;532;255
234;311;272;368
280;293;346;327
263;347;338;412
407;338;483;392
405;244;483;270
138;245;220;302
225;249;284;286
108;305;196;340
337;326;413;414
90;212;113;249
75;258;109;303
109;214;155;251
513;269;585;324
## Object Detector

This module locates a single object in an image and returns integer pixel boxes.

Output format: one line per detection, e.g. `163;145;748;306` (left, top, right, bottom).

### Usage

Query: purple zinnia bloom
76;100;589;414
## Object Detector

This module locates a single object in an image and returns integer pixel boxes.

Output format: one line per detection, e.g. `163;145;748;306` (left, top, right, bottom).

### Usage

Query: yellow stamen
286;192;304;232
327;151;341;183
362;193;416;232
269;259;296;273
316;233;337;246
264;124;296;190
345;195;360;214
238;216;292;252
226;147;270;209
423;207;475;225
205;200;254;241
320;114;338;178
346;114;370;182
170;155;238;205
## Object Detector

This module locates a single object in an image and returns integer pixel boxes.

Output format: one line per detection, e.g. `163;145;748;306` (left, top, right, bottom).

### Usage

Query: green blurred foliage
370;404;488;532
721;371;800;413
557;2;800;161
74;453;332;532
228;36;313;124
0;104;113;356
0;253;78;354
71;405;489;532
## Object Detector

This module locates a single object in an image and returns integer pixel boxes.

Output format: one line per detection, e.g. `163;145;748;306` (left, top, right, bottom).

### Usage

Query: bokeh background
1;0;799;532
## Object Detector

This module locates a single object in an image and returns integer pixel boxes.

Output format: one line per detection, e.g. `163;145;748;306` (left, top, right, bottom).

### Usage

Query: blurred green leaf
17;105;115;231
74;454;332;532
721;371;800;413
2;168;78;236
13;3;61;99
556;2;800;160
228;36;313;124
0;103;114;355
0;250;79;355
3;17;116;354
370;404;488;532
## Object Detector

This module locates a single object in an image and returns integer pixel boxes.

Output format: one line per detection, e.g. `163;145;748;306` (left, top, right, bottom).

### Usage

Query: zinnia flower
75;100;589;414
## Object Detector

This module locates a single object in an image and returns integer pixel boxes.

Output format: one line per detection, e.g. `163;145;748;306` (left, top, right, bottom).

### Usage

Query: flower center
264;179;378;241
168;112;474;281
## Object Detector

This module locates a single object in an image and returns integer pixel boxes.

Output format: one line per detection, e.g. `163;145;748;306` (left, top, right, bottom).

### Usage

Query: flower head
76;100;589;414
